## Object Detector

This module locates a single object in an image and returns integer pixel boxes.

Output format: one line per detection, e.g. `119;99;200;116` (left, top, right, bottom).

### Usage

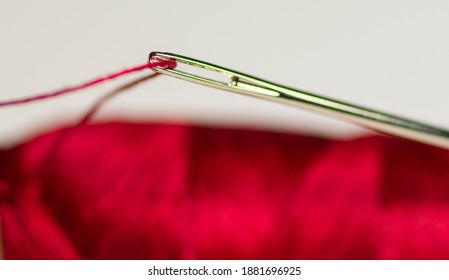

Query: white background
1;0;448;147
0;260;448;280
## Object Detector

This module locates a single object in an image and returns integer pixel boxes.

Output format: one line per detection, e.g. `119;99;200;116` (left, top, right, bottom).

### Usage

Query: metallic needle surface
150;52;449;150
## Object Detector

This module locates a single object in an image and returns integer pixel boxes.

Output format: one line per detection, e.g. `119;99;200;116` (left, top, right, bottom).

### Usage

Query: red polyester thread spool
1;121;449;259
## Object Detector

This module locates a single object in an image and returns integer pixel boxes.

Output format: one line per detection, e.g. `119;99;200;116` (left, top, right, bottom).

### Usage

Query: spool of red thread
1;121;449;259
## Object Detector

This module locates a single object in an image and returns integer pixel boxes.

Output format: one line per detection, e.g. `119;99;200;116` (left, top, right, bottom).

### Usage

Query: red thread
1;122;449;259
0;60;176;108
